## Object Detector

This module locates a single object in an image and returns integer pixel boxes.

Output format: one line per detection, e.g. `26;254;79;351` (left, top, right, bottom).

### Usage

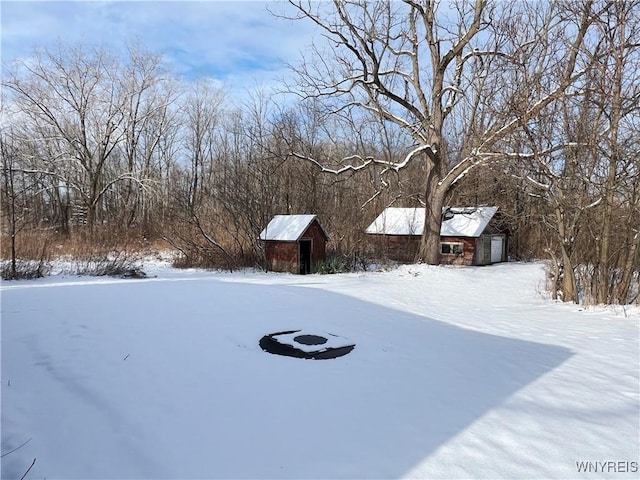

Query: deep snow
1;261;638;479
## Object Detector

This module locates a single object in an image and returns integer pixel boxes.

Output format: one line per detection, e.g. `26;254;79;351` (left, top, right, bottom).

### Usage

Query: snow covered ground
1;261;638;479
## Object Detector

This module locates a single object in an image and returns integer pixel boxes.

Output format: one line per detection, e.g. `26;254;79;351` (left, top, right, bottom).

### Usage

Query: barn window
441;242;464;255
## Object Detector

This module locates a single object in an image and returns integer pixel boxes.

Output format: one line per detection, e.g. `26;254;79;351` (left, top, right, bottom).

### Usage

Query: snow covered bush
1;258;51;280
62;251;144;278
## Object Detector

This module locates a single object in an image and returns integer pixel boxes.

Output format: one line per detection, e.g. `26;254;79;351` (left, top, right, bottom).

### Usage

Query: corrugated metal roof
366;206;498;237
259;214;319;241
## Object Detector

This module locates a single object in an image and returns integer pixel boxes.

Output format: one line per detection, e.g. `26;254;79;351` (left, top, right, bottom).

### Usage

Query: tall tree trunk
555;206;578;303
417;160;445;264
1;139;18;277
6;166;17;277
560;244;578;303
615;231;639;304
597;34;624;304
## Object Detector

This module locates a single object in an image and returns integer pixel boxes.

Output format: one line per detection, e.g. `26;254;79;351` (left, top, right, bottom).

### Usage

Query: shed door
481;236;492;264
299;239;312;274
490;236;503;263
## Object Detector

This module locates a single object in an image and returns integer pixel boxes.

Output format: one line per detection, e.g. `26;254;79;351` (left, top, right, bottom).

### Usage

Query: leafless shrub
62;249;144;278
53;226;147;278
0;232;52;280
0;259;50;280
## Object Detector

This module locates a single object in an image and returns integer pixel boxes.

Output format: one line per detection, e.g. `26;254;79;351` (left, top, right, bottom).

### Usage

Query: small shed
259;215;329;274
365;206;508;266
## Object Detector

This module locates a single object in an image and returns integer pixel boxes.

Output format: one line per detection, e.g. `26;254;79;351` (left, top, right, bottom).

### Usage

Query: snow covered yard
1;262;638;479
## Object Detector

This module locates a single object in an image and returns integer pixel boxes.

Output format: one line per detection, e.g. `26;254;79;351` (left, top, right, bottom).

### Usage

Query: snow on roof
366;206;498;237
259;214;320;241
441;206;498;237
365;208;425;236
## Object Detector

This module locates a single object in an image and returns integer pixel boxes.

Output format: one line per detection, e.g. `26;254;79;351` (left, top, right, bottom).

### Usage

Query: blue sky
1;0;318;94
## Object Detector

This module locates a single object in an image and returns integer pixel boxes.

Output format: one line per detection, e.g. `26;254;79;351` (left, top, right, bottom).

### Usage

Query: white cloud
0;0;319;97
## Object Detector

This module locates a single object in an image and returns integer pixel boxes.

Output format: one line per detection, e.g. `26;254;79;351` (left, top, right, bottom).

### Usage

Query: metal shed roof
365;206;498;237
259;214;324;241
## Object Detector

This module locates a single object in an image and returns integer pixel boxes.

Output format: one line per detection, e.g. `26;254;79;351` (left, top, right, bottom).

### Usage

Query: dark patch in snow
119;268;147;279
259;330;355;360
294;334;328;346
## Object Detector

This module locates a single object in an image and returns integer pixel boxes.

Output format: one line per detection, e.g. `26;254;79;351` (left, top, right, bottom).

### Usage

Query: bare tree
473;0;640;304
1;130;25;276
589;1;640;304
117;46;177;230
280;0;598;264
162;80;238;270
2;43;168;234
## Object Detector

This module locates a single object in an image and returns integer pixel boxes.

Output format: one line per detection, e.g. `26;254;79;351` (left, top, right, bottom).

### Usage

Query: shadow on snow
1;278;572;479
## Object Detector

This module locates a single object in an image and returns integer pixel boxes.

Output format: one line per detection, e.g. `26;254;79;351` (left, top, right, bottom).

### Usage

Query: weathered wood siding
367;235;420;263
367;235;493;265
366;214;509;266
439;236;477;266
301;221;328;263
265;241;299;273
264;219;328;274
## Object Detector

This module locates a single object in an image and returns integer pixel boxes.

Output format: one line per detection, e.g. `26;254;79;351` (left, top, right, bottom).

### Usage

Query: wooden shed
365;206;508;266
259;215;329;274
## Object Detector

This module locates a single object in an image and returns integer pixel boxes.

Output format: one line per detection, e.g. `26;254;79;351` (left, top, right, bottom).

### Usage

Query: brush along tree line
1;0;638;305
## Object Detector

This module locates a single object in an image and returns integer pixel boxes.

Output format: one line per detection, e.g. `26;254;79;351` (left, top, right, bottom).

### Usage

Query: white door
490;236;503;263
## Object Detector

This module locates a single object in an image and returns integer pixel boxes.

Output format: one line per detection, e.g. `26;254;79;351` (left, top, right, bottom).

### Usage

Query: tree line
1;0;638;305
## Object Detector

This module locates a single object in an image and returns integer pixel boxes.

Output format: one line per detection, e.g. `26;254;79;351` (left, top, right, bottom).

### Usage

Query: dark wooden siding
300;221;328;263
367;234;487;265
366;214;508;266
265;241;298;273
440;236;477;266
264;219;328;274
367;235;420;263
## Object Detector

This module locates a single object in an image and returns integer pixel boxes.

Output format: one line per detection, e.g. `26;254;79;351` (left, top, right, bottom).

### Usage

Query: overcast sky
0;0;318;96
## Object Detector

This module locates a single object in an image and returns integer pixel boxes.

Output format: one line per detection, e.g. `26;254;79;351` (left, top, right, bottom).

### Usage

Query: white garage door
490;236;503;263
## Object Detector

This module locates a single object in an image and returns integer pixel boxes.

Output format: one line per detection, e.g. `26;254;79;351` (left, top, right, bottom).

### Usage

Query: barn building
365;206;508;266
259;215;329;274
